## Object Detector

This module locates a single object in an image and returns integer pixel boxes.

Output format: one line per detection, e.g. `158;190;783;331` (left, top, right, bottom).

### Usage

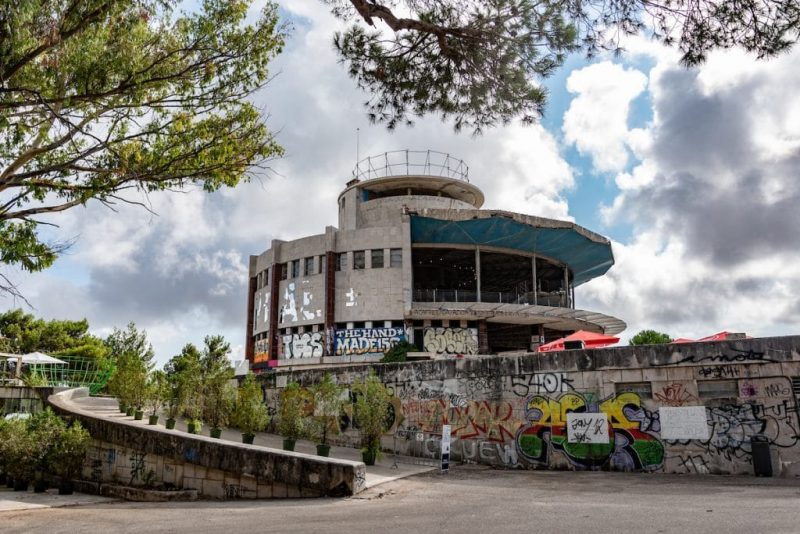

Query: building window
291;259;300;278
280;263;288;280
319;254;326;274
336;252;346;271
390;248;402;267
353;250;365;270
304;257;314;276
371;249;384;268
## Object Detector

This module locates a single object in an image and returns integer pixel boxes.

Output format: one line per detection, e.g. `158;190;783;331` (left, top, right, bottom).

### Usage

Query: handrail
352;150;469;182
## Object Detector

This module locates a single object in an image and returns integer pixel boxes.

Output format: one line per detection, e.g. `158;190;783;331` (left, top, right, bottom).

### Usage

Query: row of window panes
337;248;401;271
256;267;270;289
273;249;403;281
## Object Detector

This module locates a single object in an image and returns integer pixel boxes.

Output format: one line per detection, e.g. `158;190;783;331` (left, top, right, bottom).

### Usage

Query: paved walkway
0;487;115;513
70;395;435;489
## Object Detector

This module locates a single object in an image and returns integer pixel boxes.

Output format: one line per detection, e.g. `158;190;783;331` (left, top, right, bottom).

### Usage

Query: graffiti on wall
653;382;698;407
401;399;523;443
254;338;269;363
423;327;478;355
334;328;406;356
282;332;324;359
254;290;270;330
279;282;321;324
515;392;665;470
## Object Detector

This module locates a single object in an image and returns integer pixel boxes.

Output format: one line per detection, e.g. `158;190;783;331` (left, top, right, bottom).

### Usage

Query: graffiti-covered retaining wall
48;389;366;499
262;335;800;477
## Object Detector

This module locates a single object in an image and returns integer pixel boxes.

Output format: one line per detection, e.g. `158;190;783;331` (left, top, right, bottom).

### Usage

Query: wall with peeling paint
262;336;800;477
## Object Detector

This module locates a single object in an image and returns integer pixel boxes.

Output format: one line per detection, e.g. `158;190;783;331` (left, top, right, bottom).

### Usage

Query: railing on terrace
413;289;570;308
352;150;469;182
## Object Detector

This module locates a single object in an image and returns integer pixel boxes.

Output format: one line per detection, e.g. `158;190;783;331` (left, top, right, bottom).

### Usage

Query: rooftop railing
352;150;469;182
413;289;571;308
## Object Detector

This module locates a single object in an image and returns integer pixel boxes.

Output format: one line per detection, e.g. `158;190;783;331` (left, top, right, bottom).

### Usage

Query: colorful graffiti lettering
282;332;324;359
515;392;665;470
423;327;478;355
334;328;405;356
402;399;522;443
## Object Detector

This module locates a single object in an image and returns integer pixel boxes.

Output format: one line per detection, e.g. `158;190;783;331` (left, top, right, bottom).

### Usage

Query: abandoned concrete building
245;151;626;371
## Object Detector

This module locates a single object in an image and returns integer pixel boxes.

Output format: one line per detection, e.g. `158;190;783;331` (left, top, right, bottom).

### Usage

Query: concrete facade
246;151;626;369
260;335;800;477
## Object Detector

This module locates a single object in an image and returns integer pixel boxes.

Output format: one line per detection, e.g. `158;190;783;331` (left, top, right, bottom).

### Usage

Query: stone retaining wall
262;335;800;476
48;388;366;499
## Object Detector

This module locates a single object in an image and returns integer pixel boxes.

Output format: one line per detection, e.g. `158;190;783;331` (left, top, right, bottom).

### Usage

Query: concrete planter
165;418;176;429
134;410;144;420
282;438;296;451
316;444;331;457
210;428;222;439
242;433;255;444
148;415;159;425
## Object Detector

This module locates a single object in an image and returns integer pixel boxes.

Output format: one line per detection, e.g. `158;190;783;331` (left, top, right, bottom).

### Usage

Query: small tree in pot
232;373;269;444
145;371;169;425
352;372;392;465
309;373;343;457
203;368;235;438
277;381;307;451
49;421;91;495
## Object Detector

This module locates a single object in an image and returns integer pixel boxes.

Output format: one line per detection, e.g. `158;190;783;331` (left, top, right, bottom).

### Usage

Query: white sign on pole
659;406;709;440
566;413;609;444
441;424;451;472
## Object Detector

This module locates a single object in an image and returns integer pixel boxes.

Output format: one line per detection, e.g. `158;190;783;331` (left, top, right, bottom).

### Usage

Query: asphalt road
3;467;800;533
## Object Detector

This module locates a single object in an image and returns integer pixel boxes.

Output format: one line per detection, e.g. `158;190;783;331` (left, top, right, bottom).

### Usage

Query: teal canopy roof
410;215;614;286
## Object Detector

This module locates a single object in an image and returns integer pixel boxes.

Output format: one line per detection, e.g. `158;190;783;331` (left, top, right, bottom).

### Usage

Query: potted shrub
185;393;203;434
49;421;91;495
309;373;343;457
277;381;307;451
352;372;391;465
232;373;270;444
203;368;235;439
109;352;147;417
145;371;169;425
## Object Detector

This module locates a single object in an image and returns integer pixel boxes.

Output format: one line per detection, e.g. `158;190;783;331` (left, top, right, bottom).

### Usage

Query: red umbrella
538;330;620;352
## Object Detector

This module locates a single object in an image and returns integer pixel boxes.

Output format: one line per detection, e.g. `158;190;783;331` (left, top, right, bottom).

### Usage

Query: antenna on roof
356;128;360;174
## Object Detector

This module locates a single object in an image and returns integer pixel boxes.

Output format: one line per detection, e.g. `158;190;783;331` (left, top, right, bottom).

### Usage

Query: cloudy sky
3;0;800;366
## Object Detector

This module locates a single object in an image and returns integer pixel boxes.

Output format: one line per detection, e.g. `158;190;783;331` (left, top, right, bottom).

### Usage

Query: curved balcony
412;289;569;308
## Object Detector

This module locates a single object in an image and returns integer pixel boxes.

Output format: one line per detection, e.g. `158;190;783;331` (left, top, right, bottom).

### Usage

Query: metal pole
475;248;481;302
563;266;570;308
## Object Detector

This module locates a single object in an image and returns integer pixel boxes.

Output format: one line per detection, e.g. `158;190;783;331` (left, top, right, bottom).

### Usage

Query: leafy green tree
105;322;155;369
107;350;147;409
331;0;800;132
200;335;232;376
232;373;270;440
381;341;415;363
0;309;109;359
164;343;204;423
0;0;285;287
629;330;673;346
351;371;391;457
